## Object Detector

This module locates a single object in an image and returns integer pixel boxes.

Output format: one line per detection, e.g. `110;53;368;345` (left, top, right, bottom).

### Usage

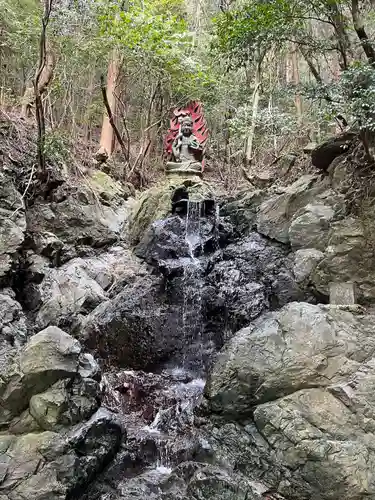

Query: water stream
100;201;209;481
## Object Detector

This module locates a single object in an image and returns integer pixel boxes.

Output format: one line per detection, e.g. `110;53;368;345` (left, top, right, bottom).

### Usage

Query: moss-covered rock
87;170;124;201
128;176;214;245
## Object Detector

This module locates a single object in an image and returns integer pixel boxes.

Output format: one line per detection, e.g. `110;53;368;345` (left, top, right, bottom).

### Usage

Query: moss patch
128;177;214;244
88;171;124;201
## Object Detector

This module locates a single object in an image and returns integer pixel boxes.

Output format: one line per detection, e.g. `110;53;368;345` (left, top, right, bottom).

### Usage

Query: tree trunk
327;1;352;69
351;0;375;65
245;50;263;166
22;44;55;118
291;45;302;126
99;49;121;158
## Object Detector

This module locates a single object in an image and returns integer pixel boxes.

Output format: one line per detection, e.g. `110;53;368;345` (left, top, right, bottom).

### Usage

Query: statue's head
181;116;193;136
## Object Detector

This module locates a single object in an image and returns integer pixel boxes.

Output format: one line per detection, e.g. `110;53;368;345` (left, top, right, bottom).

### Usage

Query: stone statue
164;102;208;177
167;116;203;174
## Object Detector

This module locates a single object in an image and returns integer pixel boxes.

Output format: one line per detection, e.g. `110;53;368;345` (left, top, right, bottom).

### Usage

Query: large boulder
253;385;375;499
256;175;321;243
312;217;375;301
31;246;146;330
288;203;335;251
256;175;344;245
0;323;122;499
0;173;26;278
0;409;122;500
311;132;357;171
81;275;183;370
205;302;375;499
35;260;106;330
206;303;375;417
26;174;128;259
29;377;100;431
0;326;81;422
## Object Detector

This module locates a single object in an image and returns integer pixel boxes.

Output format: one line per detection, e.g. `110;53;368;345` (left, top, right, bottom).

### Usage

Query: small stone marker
329;282;357;305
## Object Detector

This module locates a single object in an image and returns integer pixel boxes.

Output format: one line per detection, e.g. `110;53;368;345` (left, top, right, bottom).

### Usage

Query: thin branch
126;139;151;180
10;163;35;219
113;91;131;162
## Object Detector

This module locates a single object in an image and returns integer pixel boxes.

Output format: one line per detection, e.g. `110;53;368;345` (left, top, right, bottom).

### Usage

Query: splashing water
98;201;212;481
181;201;204;372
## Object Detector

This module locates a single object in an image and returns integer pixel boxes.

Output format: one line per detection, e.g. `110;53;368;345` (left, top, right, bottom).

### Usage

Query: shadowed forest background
1;0;375;190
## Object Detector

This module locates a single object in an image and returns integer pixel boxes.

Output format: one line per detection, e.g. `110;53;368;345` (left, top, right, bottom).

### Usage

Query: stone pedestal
329;282;357;305
166;161;203;178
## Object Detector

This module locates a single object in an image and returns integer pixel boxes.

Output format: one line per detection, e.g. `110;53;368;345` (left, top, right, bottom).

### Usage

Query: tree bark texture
99;50;122;157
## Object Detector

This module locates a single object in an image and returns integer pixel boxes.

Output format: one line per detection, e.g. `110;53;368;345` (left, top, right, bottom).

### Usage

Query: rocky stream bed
2;138;375;499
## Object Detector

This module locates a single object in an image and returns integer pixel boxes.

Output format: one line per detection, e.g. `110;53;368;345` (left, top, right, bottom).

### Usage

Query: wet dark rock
204;232;305;334
135;214;218;265
311;132;357;171
81;275;184;370
220;189;265;237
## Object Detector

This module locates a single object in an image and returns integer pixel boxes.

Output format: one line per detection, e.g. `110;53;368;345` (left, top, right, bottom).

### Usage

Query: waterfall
134;202;208;470
93;200;214;488
181;200;205;374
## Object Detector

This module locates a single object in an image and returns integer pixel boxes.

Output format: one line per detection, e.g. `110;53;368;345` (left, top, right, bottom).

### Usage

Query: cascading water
181;200;205;372
141;200;207;469
85;200;214;496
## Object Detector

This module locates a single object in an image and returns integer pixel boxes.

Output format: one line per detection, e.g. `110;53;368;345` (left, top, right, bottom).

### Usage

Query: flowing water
181;201;205;373
100;202;210;479
146;202;207;469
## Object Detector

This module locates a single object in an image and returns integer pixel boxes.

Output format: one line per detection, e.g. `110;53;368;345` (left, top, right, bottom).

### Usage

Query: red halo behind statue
164;101;209;170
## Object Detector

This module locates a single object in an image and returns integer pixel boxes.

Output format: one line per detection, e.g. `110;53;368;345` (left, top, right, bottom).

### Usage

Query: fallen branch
100;74;129;167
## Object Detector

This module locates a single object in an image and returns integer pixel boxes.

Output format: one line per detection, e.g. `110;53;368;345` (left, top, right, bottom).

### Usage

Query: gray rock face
205;302;375;499
29;377;100;431
0;174;26;278
312;217;375;301
206;302;375;416
289;203;334;251
26;185;127;259
256;175;321;243
293;248;324;283
256;175;345;248
33;246;146;330
1;326;82;422
0;409;122;500
0;293;27;377
35;260;106;330
0;324;122;500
